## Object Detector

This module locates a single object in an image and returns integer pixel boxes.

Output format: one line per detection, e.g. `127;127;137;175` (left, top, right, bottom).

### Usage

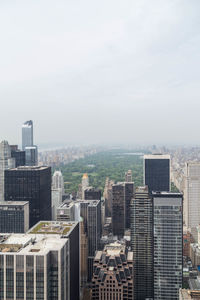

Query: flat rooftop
144;154;170;159
29;221;78;236
0;201;29;206
58;201;74;209
8;166;49;171
0;234;68;255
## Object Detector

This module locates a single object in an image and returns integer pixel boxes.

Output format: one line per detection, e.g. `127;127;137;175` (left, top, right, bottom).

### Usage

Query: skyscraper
112;182;134;237
185;162;200;231
0;221;79;300
144;154;170;193
25;145;38;166
125;169;132;182
22;120;33;150
84;187;101;201
0;140;15;201
87;200;101;281
52;170;65;195
0;201;29;233
10;145;26;167
153;191;183;300
5;166;51;227
130;186;154;300
92;242;134;300
82;173;89;199
112;183;125;237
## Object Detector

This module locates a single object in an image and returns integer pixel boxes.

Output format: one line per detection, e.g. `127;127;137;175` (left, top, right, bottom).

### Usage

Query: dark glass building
4;166;51;228
0;201;29;233
144;154;170;193
87;200;101;282
10;145;26;167
130;186;154;300
153;192;183;300
84;187;101;200
112;182;134;237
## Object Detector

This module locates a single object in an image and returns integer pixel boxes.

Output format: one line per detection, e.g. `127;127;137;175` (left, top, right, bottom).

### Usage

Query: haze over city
1;0;200;146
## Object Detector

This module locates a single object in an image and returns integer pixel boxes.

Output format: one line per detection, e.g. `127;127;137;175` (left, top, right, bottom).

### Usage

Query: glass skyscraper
144;154;170;194
153;192;183;300
22;120;33;150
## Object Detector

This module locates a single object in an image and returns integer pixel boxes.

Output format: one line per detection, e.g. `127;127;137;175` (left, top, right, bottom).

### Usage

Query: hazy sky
0;0;200;146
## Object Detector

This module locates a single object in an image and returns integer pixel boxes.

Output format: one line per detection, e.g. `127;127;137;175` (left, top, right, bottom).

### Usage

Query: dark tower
130;186;154;300
5;166;51;227
144;154;170;194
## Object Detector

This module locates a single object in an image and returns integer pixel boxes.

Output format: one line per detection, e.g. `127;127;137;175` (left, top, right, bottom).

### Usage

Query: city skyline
0;1;200;145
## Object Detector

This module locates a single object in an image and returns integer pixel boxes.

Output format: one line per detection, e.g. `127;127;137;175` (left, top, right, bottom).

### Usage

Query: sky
0;0;200;147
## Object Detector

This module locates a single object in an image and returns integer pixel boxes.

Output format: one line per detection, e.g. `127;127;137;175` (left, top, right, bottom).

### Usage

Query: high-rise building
22;120;33;150
92;242;134;300
51;188;62;220
125;169;132;182
82;173;89;199
104;178;114;217
144;154;170;193
125;182;134;229
0;201;29;233
0;140;15;201
25;145;38;166
112;183;125;237
52;170;65;195
130;186;154;300
10;145;26;167
153;191;183;300
87;200;101;281
112;182;134;237
5;166;51;227
185;162;200;231
56;201;75;221
0;221;79;300
84;187;101;200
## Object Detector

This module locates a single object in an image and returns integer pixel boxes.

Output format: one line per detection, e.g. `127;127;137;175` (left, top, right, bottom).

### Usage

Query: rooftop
8;166;49;171
144;154;170;159
0;201;29;207
29;221;78;236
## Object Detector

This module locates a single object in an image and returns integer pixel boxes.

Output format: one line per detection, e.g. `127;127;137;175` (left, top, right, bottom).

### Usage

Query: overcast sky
0;0;200;147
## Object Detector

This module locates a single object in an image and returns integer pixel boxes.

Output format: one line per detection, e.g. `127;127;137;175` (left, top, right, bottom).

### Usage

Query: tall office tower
104;178;114;217
0;221;79;300
87;200;101;281
51;188;62;220
80;218;88;288
0;201;29;233
112;183;125;237
179;290;200;299
130;186;154;300
82;173;89;199
22;120;33;150
84;187;101;200
125;169;132;182
153;192;183;300
5;166;51;227
0;140;15;201
185;162;200;231
112;182;134;237
25;145;38;166
52;170;65;195
125;182;134;229
56;201;75;221
144;154;170;193
10;145;26;166
92;242;134;300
